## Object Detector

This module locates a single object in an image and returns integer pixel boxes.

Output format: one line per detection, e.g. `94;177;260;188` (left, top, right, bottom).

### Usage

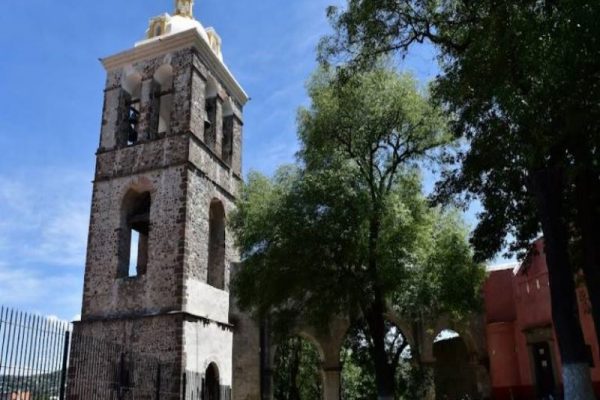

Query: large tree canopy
321;0;600;397
231;68;484;398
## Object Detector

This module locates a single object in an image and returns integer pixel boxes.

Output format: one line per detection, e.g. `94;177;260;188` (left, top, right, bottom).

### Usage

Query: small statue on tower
175;0;194;18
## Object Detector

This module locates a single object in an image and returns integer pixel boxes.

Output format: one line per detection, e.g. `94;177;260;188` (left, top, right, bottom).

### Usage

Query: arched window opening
118;191;151;278
207;199;225;290
221;99;234;165
121;72;142;146
433;329;479;400
203;363;220;400
153;64;174;136
341;320;410;399
204;78;218;149
273;336;323;400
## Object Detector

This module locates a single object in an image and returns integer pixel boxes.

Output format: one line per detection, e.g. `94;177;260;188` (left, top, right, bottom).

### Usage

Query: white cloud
0;263;82;319
0;168;91;269
26;200;90;267
0;168;88;319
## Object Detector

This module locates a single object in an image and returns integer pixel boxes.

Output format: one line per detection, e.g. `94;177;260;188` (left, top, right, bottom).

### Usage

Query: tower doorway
204;363;220;400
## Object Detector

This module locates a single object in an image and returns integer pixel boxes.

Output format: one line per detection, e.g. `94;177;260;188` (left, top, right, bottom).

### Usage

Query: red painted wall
484;239;600;399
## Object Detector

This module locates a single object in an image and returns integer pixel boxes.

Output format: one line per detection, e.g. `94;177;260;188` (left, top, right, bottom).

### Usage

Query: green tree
231;68;484;398
341;321;429;400
273;337;323;400
321;1;600;397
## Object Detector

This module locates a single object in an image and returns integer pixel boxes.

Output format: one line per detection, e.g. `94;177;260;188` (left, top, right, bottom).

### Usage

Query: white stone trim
101;28;249;107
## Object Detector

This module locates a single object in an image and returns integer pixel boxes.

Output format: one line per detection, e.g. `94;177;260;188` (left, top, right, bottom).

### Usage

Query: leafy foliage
231;67;484;396
320;0;600;261
394;210;485;322
321;0;600;396
273;337;323;400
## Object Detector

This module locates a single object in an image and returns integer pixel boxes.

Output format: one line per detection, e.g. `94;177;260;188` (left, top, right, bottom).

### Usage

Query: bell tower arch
71;1;249;398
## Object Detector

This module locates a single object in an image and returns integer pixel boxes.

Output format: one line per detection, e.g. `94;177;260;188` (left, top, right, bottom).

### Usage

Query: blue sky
0;1;443;320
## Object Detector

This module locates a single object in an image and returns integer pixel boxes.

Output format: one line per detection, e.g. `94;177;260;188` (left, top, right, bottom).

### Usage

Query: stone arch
120;70;143;145
118;188;152;278
431;328;479;400
204;77;219;148
207;199;226;290
222;97;234;117
271;332;326;400
221;98;235;165
204;362;221;400
383;310;416;351
430;320;491;400
296;330;327;363
432;318;486;359
122;70;142;98
205;76;219;98
153;64;173;88
338;315;414;400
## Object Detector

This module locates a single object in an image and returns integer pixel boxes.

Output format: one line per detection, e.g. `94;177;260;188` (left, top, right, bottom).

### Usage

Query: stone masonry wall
82;165;187;318
77;33;253;399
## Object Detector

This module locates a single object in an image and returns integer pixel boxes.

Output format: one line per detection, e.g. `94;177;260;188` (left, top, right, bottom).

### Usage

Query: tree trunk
365;303;396;400
575;170;600;350
289;338;301;400
364;207;396;399
530;167;595;400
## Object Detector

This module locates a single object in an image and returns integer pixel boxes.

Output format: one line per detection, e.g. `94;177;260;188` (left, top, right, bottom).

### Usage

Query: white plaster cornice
101;28;249;107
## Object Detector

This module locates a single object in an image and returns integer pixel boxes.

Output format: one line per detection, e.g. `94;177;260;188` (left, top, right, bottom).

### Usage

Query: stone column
222;115;234;165
213;95;224;157
470;357;491;400
419;360;437;400
138;78;160;140
230;114;243;176
170;51;195;135
322;366;341;400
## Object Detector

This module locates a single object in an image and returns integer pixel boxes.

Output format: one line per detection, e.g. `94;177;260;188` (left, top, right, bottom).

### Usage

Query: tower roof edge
100;28;249;106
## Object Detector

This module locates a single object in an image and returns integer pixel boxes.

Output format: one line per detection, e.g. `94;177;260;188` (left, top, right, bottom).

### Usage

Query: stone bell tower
71;0;251;397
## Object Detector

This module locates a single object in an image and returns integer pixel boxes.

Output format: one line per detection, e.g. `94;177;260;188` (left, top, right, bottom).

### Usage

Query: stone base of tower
182;314;234;388
230;311;261;400
67;313;234;399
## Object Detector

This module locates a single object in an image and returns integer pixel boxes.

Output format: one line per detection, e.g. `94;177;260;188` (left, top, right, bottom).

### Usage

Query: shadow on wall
434;336;478;400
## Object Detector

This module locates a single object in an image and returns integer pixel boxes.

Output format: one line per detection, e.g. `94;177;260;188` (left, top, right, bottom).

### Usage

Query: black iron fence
0;306;70;399
0;307;231;400
66;332;180;400
183;371;231;400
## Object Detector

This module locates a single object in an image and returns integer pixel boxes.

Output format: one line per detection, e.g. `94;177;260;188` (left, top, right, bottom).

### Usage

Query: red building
484;239;600;399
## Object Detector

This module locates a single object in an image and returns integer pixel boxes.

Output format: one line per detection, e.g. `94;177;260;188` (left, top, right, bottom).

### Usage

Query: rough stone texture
75;36;252;399
82;166;187;318
68;314;184;400
229;262;261;400
434;337;478;399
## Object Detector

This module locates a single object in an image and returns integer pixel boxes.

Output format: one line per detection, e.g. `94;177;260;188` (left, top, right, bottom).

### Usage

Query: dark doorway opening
532;342;556;399
204;363;220;400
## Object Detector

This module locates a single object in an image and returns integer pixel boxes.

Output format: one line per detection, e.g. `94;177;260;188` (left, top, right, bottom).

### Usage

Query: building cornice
101;28;249;107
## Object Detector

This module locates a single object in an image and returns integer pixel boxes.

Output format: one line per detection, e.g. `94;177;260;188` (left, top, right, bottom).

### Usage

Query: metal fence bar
14;310;26;394
52;319;64;395
39;313;51;396
5;310;19;395
30;314;43;397
25;312;38;395
59;330;70;400
0;306;198;400
0;307;7;396
17;315;31;393
14;312;27;395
